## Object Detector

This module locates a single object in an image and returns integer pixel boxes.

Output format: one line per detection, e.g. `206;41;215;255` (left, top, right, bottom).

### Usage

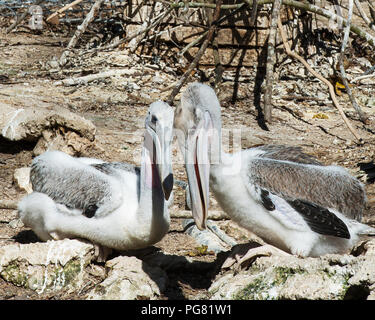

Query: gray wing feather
246;156;365;222
91;162;140;176
256;144;322;165
30;154;137;218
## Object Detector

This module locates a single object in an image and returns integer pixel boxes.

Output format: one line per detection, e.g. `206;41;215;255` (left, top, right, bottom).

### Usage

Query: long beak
185;113;212;230
150;125;174;201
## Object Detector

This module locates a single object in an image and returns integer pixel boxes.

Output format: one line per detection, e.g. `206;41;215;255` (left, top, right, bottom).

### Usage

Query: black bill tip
162;173;174;201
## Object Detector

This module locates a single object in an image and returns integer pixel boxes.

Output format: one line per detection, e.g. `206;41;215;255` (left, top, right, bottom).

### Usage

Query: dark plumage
287;199;350;239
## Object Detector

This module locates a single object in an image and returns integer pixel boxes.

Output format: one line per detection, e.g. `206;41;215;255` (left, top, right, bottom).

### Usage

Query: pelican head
145;101;174;201
174;83;222;230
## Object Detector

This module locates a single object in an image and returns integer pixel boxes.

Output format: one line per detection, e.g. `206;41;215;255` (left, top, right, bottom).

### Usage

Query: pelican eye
151;115;158;124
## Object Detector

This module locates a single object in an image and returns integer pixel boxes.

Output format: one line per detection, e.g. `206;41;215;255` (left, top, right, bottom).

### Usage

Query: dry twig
277;17;363;143
59;0;105;66
369;0;375;23
351;73;375;83
167;0;223;105
243;0;375;48
354;0;375;32
179;31;209;57
250;0;259;26
338;0;368;124
46;0;85;25
83;6;173;55
54;69;134;86
0;200;18;210
263;0;282;123
129;7;173;53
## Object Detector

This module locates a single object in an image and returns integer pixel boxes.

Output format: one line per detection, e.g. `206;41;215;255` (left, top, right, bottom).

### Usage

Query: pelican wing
244;156;365;237
252;145;365;220
255;144;322;165
30;152;138;218
259;189;350;238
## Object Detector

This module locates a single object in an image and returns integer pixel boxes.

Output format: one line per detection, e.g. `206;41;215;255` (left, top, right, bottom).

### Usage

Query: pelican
174;82;375;262
18;101;174;258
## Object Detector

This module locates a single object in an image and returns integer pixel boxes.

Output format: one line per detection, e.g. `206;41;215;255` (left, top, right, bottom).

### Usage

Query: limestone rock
32;129;99;157
13;167;32;194
86;256;168;300
209;240;375;300
0;239;95;294
0;103;96;142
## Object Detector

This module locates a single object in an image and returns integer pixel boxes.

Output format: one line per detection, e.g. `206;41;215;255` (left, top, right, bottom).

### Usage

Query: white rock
8;218;24;229
209;241;375;300
0;103;96;142
152;73;164;84
0;239;95;294
13;167;32;194
86;256;168;300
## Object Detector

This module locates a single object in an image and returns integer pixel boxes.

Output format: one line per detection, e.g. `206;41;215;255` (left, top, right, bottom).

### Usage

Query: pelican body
18;101;174;251
174;82;375;257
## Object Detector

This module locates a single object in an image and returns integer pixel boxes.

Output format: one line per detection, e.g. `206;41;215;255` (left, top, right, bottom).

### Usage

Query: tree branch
167;0;223;105
277;16;363;143
0;200;18;210
59;0;105;66
243;0;375;47
338;0;368;124
263;0;282;123
354;0;375;32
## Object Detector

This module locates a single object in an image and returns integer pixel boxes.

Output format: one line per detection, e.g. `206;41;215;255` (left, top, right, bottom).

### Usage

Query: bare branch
179;31;209;57
0;200;18;210
243;0;375;48
351;73;375;83
277;17;363;143
339;0;368;124
167;0;223;105
354;0;375;32
250;0;259;26
263;0;282;123
59;0;105;66
82;6;173;55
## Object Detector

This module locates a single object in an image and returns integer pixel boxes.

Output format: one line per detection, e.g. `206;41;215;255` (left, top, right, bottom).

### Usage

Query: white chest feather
209;152;314;254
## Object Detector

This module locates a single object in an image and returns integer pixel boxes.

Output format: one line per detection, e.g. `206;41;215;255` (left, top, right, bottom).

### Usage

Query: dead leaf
186;245;215;257
312;113;329;119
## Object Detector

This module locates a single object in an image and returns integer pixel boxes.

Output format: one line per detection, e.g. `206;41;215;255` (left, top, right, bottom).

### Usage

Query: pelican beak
151;124;174;201
160;159;173;201
185;112;212;230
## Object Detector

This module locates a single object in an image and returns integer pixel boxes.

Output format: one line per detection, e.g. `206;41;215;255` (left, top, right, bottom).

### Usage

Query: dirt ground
0;25;375;300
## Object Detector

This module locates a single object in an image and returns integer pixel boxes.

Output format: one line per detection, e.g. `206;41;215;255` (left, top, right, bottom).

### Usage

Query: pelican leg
206;220;237;247
94;244;113;262
222;242;290;271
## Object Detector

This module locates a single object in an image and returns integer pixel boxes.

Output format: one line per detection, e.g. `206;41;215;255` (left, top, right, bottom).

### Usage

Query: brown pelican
174;82;375;262
18;101;174;257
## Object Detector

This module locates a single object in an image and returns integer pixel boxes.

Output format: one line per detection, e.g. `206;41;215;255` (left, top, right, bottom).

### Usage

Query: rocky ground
0;24;375;300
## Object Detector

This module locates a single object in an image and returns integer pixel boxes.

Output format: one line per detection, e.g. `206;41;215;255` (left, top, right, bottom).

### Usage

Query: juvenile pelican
18;101;174;255
174;82;375;260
